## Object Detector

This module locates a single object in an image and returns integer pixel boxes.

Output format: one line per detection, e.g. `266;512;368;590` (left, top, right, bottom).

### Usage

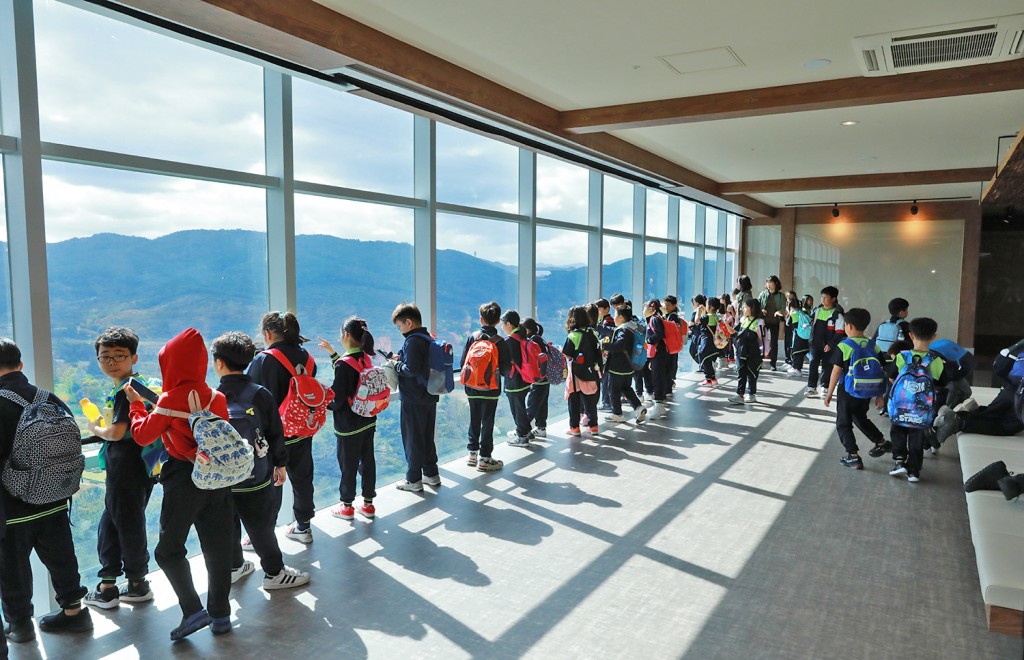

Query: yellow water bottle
80;398;106;428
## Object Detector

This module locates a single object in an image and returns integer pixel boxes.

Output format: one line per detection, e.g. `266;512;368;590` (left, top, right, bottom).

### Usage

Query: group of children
0;286;976;649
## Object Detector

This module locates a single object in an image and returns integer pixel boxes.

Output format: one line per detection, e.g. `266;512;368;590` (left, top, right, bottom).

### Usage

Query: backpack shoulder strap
32;387;49;405
302;353;315;376
0;389;29;409
264;349;299;378
341;354;369;373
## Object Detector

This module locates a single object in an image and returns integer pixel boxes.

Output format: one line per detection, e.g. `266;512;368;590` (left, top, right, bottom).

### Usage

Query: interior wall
793;219;965;343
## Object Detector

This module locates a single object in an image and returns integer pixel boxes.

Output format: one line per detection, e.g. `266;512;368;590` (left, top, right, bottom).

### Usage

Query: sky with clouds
13;0;736;279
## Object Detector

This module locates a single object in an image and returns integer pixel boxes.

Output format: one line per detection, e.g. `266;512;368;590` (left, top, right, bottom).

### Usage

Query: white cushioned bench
958;386;1024;636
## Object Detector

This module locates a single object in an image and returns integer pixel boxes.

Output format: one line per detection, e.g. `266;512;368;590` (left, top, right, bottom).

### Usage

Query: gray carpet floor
11;368;1023;659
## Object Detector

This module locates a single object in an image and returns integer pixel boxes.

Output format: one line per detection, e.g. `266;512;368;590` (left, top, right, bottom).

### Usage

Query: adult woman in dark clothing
757;275;787;371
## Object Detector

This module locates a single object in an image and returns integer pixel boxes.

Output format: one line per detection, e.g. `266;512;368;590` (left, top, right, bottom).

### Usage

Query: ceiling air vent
853;14;1024;76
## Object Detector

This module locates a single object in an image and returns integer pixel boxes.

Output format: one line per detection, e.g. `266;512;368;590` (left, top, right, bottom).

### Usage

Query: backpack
98;375;166;480
569;330;601;382
0;388;84;505
411;334;455;395
543;340;566;385
713;318;732;350
662;318;684;354
265;349;334;437
841;339;886;399
795;311;812;341
342;354;391;417
511;333;543;384
887;352;937;429
875;320;904;352
461;333;501;390
224;382;270;485
930;339;973;380
155;390;255;489
733;319;762;363
627;326;647;371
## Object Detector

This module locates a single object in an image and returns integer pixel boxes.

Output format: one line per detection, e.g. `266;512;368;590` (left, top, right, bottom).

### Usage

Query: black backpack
0;388;84;505
224;383;271;486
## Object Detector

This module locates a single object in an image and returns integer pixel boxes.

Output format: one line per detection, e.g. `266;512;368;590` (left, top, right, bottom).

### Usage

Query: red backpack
264;349;334;437
511;334;543;384
461;333;501;390
662;318;684;355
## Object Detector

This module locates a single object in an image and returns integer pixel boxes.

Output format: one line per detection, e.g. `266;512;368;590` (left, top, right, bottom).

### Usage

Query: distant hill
10;229;649;378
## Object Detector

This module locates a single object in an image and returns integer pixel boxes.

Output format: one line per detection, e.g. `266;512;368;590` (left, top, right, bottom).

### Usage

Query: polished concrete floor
9;369;1023;659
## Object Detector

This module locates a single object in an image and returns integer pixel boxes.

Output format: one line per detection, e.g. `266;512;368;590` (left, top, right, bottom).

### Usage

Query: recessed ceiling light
840;120;859;126
803;59;832;68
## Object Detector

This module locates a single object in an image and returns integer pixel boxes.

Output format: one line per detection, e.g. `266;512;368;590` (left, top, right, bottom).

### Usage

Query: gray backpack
0;388;84;505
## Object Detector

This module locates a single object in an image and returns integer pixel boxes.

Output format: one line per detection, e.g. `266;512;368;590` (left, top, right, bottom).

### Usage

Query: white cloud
41;162;265;241
536;226;588;268
437;213;518;265
536;154;588;224
294;195;413;243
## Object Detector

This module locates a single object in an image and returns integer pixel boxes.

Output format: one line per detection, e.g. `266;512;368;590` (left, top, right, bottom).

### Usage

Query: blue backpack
875;320;904;352
887;351;936;429
627;326;646;371
841;339;886;398
415;334;455;395
224;382;271;488
794;311;812;341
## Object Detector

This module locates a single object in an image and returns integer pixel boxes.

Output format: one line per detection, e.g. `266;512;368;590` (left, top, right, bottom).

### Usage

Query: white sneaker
728;395;745;405
651;403;668;418
477;457;504;472
396;480;423;492
285;524;313;544
231;560;255;584
422;474;442;487
466;451;478;467
643;393;655;402
745;394;757;404
804;387;820;398
507;436;531;447
606;414;627;423
532;427;547;438
932;405;951;429
787;368;800;377
263;566;310;590
241;535;255;553
634;407;648;425
954;397;979;414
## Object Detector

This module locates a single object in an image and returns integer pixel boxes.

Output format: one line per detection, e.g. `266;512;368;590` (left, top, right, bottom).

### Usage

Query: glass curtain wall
3;0;746;577
0;170;11;337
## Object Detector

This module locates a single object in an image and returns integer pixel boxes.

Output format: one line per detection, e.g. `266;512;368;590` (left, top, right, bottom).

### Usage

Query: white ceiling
316;0;1024;210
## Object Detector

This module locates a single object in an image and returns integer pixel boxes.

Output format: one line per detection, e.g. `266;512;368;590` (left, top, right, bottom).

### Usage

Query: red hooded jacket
129;328;228;462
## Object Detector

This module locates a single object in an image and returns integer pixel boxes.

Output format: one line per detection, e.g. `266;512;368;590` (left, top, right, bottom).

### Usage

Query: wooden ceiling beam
114;0;777;217
721;167;996;194
560;59;1024;134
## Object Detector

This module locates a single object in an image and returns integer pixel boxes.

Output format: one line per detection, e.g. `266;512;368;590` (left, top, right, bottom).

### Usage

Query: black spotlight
831;204;839;218
910;201;918;215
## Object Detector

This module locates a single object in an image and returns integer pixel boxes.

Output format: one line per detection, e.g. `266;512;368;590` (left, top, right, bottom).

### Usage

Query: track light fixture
831;204;840;218
910;201;918;215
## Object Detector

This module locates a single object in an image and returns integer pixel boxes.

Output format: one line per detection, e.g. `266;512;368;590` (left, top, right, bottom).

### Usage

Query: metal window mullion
587;170;602;300
264;70;295;313
0;0;53;389
694;205;707;295
413;116;437;331
666;196;679;297
0;0;60;615
518;149;535;316
632;185;645;305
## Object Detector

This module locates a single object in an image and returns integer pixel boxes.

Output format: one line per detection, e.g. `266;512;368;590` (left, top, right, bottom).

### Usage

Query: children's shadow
372;526;490;587
442;505;554;545
518;480;621;509
670;431;732;449
558;440;621;478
